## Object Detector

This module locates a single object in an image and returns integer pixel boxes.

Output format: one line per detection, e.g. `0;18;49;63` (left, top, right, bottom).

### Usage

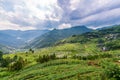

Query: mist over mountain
1;24;120;50
0;30;49;48
0;43;14;53
25;26;92;48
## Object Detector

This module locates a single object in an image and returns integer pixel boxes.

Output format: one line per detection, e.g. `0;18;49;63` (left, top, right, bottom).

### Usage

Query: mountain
57;25;120;51
0;32;20;47
26;26;93;48
0;30;49;48
96;24;120;30
0;44;14;53
1;30;49;41
1;25;120;80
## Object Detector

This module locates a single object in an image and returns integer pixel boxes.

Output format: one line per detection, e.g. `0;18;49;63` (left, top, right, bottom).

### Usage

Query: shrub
29;48;34;53
0;51;13;67
57;55;67;59
1;57;12;67
104;64;120;80
61;55;67;59
8;57;26;71
100;53;113;58
0;51;3;66
72;53;113;60
49;53;56;60
36;54;56;63
105;40;120;50
36;55;50;63
13;55;18;61
0;51;3;61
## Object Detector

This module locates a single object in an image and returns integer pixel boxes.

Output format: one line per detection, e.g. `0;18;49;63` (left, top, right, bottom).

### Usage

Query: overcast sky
0;0;120;30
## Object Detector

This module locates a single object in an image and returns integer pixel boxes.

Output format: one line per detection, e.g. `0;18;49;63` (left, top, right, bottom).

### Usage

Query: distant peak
74;25;86;28
53;28;57;30
71;25;88;29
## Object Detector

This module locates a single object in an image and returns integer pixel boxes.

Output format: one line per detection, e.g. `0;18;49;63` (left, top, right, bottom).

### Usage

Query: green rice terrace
0;26;120;80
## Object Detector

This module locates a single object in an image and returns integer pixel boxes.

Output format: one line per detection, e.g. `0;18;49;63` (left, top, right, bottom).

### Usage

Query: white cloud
58;23;71;29
0;0;62;30
22;0;61;20
0;0;120;30
70;0;81;10
76;8;120;27
0;21;36;31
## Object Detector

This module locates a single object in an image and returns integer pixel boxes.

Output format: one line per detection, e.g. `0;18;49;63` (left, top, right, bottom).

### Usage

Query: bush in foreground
36;53;56;63
8;57;26;71
104;64;120;80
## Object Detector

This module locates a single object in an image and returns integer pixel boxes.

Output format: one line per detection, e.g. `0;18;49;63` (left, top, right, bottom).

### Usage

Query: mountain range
0;30;49;48
0;44;13;53
57;25;120;44
1;25;119;51
0;25;92;51
25;26;92;48
1;24;120;79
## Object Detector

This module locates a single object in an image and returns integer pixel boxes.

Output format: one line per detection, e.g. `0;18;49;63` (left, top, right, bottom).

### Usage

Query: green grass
1;59;103;80
1;41;120;80
1;26;120;80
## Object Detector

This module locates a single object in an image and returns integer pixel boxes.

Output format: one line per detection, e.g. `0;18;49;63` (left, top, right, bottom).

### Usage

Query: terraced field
1;59;103;80
0;42;119;80
1;26;120;80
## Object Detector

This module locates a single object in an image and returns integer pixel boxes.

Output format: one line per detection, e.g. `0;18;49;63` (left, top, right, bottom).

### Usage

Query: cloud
57;0;120;28
81;8;120;25
0;20;36;31
0;0;61;30
69;7;120;28
69;0;120;20
0;0;120;30
58;23;71;29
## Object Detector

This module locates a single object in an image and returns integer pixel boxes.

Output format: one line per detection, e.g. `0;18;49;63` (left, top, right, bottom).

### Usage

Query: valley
1;0;120;80
0;30;49;49
0;25;120;80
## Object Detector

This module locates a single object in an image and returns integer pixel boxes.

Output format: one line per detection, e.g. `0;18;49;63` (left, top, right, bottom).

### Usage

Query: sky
0;0;120;30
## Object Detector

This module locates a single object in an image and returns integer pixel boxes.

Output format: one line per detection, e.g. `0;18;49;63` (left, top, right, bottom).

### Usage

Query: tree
13;55;18;61
0;51;3;61
29;48;34;53
104;64;120;80
1;57;11;67
0;51;3;67
8;57;26;71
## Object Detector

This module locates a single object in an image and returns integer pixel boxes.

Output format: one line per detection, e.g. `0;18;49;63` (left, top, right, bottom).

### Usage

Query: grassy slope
1;26;120;80
0;42;119;80
2;59;103;80
26;26;92;48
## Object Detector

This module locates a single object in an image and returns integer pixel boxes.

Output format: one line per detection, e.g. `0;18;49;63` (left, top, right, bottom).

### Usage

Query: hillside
0;30;49;48
57;25;120;48
0;44;13;53
26;26;92;48
0;25;120;80
0;32;22;48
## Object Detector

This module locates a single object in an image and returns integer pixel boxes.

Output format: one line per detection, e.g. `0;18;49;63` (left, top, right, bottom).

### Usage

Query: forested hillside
0;26;120;80
26;26;92;48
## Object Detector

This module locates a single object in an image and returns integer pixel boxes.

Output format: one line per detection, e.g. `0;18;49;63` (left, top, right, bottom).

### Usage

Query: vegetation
8;56;27;71
105;40;120;50
36;53;56;63
0;26;120;80
26;26;92;48
104;64;120;80
0;52;26;71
